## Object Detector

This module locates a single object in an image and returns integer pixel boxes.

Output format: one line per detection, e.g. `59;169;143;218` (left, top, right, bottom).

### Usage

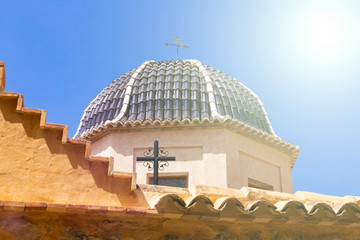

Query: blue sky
1;1;359;197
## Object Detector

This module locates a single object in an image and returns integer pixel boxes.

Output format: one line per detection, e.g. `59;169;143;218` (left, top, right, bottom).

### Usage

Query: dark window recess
248;178;274;191
150;176;187;188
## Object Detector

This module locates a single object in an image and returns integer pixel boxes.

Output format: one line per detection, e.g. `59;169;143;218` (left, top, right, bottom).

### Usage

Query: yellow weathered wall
0;97;147;207
1;210;360;240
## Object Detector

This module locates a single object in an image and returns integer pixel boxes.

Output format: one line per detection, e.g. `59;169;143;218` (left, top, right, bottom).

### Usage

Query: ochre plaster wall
0;96;148;207
1;210;359;240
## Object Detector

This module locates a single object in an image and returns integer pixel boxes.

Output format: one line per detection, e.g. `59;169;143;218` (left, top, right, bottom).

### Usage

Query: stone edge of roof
2;186;359;226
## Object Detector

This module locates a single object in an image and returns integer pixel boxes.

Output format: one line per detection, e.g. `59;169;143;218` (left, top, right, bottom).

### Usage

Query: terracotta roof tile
86;205;108;215
25;202;47;211
3;201;25;211
0;186;359;227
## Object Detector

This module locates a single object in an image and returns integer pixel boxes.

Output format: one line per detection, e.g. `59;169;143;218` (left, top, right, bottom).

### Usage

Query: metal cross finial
136;140;176;185
165;37;189;61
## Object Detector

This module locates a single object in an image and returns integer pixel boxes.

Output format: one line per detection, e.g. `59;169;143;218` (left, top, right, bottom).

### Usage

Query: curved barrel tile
245;200;279;222
214;197;250;220
153;194;187;215
148;193;360;224
184;195;219;217
275;200;308;222
275;200;308;215
305;202;337;223
334;202;360;224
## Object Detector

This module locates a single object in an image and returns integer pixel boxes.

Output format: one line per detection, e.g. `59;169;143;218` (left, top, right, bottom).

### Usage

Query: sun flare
293;7;351;65
304;13;345;55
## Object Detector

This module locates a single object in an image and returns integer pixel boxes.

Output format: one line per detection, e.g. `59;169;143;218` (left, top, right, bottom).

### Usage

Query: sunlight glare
304;12;345;56
291;7;352;67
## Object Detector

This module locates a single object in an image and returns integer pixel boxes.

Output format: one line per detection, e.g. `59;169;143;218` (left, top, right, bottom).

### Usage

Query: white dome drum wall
75;60;299;192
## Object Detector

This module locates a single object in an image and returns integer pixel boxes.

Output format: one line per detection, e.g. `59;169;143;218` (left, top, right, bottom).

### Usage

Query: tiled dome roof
74;60;275;139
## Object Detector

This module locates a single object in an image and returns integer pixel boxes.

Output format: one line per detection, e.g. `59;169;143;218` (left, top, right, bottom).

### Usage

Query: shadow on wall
0;96;147;207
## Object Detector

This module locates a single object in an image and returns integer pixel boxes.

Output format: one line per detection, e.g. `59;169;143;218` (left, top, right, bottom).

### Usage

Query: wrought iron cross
136;140;176;185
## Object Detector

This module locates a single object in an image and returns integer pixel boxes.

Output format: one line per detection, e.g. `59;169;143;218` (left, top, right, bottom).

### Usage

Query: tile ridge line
110;61;149;124
190;60;223;120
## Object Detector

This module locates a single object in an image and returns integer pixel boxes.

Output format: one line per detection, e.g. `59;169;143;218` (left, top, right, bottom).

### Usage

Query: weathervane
165;37;189;61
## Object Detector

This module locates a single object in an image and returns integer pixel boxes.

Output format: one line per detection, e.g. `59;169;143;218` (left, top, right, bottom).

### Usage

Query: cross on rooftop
136;140;176;185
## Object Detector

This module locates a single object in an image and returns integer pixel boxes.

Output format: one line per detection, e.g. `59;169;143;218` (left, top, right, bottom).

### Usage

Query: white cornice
190;60;224;120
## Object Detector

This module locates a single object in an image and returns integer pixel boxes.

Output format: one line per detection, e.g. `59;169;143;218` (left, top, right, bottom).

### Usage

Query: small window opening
248;178;274;191
149;176;188;188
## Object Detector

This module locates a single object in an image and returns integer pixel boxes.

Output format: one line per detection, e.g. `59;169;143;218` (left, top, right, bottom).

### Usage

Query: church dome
75;60;275;139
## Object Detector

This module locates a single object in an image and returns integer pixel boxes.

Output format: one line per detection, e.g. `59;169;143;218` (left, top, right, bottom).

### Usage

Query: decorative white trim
190;60;223;120
111;61;149;124
80;116;300;168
